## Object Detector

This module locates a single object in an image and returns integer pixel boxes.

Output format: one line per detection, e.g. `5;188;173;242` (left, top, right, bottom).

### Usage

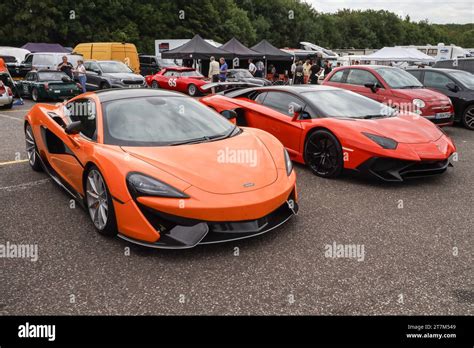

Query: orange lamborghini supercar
24;89;298;248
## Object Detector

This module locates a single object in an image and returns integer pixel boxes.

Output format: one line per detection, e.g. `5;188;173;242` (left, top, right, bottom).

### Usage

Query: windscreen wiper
208;125;239;141
361;114;385;119
169;136;210;146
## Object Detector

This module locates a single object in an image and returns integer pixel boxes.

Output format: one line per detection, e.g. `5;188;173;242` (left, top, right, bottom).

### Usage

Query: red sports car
145;67;208;96
323;65;454;127
200;85;456;182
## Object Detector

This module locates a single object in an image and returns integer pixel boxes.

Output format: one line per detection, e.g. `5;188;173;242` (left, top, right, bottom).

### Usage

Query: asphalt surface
1;99;472;315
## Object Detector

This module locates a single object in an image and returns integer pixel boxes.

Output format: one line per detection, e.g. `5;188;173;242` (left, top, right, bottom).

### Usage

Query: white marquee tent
360;47;435;63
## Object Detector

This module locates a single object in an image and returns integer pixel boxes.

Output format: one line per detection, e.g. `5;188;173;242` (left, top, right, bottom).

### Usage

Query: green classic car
17;70;82;102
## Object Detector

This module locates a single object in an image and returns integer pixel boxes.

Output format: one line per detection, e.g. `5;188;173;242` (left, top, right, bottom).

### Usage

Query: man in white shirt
208;56;220;82
208;56;220;94
290;59;296;85
248;59;257;76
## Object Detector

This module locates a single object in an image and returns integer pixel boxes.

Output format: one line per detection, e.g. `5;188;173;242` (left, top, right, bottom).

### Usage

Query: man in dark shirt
324;61;332;77
293;61;304;85
309;60;322;84
57;56;73;78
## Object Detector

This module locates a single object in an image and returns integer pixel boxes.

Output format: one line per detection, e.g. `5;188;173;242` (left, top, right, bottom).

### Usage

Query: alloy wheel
25;126;36;166
463;107;474;130
86;169;108;230
306;135;340;177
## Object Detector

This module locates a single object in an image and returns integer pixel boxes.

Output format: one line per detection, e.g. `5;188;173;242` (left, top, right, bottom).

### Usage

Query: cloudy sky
304;0;474;24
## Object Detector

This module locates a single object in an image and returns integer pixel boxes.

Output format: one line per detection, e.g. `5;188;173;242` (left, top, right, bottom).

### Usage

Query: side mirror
65;121;82;135
364;82;379;93
221;110;237;121
61;76;71;83
289;102;303;120
92;69;101;75
446;82;459;92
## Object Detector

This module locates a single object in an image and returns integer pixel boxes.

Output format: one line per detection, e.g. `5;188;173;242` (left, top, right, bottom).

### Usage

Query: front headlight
284;149;293;176
413;98;425;108
127;173;189;198
110;77;122;83
362;133;398;150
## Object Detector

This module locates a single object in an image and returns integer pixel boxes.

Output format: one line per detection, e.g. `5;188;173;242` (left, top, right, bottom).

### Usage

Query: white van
23;52;83;71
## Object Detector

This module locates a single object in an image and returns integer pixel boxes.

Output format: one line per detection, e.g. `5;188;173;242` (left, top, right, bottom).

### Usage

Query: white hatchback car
0;80;13;109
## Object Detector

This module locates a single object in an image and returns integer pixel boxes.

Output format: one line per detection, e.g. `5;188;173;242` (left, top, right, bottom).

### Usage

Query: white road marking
0;108;30;112
0;113;23;122
0;159;28;166
0;179;50;192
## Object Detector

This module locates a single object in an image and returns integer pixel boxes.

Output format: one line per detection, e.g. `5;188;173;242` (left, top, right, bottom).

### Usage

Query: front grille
362;157;450;182
122;79;144;85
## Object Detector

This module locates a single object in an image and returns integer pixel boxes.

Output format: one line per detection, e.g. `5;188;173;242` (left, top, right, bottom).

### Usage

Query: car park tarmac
1;100;472;315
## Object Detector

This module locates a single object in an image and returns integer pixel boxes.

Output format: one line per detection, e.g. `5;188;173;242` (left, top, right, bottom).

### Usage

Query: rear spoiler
201;82;261;94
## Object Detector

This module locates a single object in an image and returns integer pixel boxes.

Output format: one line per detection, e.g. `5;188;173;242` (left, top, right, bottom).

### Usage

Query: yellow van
73;42;140;74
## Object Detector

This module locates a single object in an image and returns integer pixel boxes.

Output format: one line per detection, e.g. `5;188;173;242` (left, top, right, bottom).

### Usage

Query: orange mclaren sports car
24;89;298;248
200;85;457;182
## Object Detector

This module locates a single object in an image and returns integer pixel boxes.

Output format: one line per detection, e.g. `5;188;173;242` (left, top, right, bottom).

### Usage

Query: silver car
0;78;13;109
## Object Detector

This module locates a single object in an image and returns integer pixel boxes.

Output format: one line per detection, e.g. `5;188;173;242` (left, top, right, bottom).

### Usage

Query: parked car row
24;82;457;248
11;54;474;132
323;65;474;130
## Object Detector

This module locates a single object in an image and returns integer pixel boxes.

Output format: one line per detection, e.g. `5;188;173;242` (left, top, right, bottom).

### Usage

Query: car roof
406;67;465;73
336;65;396;70
85;60;123;63
94;88;187;103
35;70;67;73
31;52;80;56
164;66;195;71
226;84;340;98
256;85;340;93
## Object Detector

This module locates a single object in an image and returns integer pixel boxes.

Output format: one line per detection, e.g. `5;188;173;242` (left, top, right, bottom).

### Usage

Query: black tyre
84;166;117;236
151;80;159;89
24;124;42;172
31;88;40;102
304;129;343;178
187;83;198;96
461;105;474;130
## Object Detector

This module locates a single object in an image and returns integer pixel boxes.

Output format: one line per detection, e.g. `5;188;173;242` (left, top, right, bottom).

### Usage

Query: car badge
243;182;255;188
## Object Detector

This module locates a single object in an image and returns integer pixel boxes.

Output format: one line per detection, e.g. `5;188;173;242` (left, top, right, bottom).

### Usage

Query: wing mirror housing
220;110;237;121
65;121;82;135
289;102;303;121
364;82;379;93
62;76;72;83
446;82;459;92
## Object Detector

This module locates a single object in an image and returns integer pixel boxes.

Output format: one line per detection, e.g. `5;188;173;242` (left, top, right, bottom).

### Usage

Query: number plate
54;90;61;93
128;85;140;88
435;112;451;119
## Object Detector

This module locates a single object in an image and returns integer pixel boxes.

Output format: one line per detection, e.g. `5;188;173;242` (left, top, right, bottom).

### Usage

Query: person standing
255;60;264;78
75;60;87;93
57;56;74;79
309;60;322;85
303;59;311;84
208;56;220;82
293;61;304;85
324;61;332;77
290;59;296;85
248;59;257;76
219;57;228;82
